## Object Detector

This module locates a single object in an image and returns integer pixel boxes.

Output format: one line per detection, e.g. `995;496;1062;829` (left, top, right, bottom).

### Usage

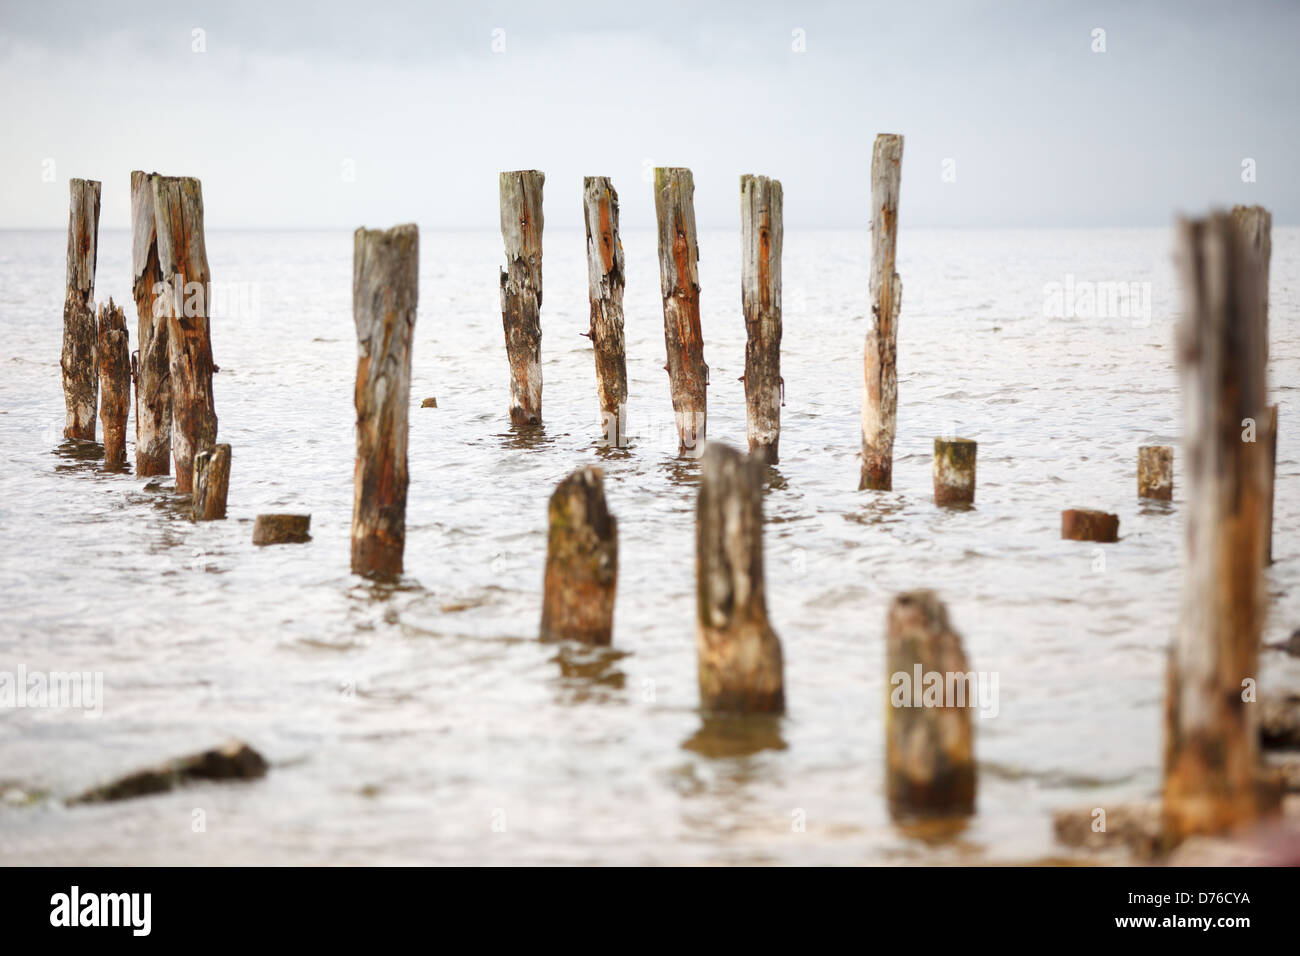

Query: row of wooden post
59;174;229;520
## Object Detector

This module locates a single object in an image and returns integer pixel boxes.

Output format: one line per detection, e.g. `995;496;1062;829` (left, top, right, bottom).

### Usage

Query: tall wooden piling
95;300;130;470
654;168;708;456
740;175;783;464
499;170;544;426
61;178;100;440
130;170;171;477
695;443;784;713
152;176;217;493
351;224;419;577
582;177;628;447
192;444;231;521
860;134;903;490
1163;212;1271;845
540;466;618;645
885;590;976;818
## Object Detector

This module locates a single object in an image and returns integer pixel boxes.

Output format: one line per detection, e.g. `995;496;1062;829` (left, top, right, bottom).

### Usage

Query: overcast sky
1;0;1296;229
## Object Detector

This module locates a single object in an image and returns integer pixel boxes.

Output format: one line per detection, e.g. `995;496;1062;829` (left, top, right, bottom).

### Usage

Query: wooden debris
860;134;903;490
695;443;784;713
885;590;976;818
61;178;100;440
68;740;267;805
740;174;783;464
1061;509;1118;542
421;397;437;408
1164;211;1271;845
654;168;708;456
1052;802;1162;860
192;443;231;521
540;466;618;645
1137;445;1173;500
130;170;171;477
351;224;418;576
499;170;544;426
582;176;628;446
933;438;976;505
253;514;312;546
95;299;130;470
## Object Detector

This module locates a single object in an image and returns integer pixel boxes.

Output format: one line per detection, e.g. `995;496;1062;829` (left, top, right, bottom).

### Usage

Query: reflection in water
659;456;702;490
682;713;787;758
760;463;788;491
497;423;553;451
892;813;973;846
550;643;628;704
51;438;105;471
1137;499;1176;518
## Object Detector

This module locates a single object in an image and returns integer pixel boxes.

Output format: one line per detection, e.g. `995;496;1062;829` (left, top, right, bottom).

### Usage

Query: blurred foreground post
152;176;217;493
95;300;130;470
192;444;231;521
1231;205;1273;566
695;443;784;713
351;224;418;576
582;177;627;446
933;438;976;505
1163;212;1271;845
654;168;708;456
885;590;976;818
540;466;617;645
130;171;171;476
860;134;903;490
740;174;783;464
500;170;544;426
1138;445;1173;499
62;178;100;440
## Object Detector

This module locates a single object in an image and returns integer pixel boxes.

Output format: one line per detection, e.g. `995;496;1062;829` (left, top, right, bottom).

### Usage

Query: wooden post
499;170;544;426
695;443;784;713
192;444;231;521
254;514;312;546
152;176;217;493
582;177;628;447
95;299;130;470
933;438;976;505
352;224;418;577
860;134;903;490
1138;445;1173;500
130;170;171;477
1163;212;1271;845
740;174;783;464
654;168;708;456
1061;508;1118;542
540;466;617;645
885;590;976;818
61;178;100;440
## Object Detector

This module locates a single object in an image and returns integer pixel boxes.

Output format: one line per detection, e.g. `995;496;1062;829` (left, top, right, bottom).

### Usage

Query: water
1;225;1297;864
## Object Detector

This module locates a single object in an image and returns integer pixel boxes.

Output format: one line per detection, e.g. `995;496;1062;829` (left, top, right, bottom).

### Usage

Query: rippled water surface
1;226;1297;864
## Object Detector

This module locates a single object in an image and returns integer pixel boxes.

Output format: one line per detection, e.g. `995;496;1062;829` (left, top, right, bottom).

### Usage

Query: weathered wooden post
500;170;544;426
933;438;976;505
254;514;312;546
860;134;903;490
152;176;217;493
192;444;231;521
582;177;628;447
885;590;976;818
695;443;784;713
540;466;617;645
740;174;783;464
351;224;418;577
1061;508;1119;542
95;300;130;470
61;178;100;440
654;168;708;456
1163;211;1271;845
1138;445;1173;500
130;170;171;477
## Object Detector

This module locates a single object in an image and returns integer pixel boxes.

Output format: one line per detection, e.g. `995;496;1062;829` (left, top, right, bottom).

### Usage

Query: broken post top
130;171;209;289
653;168;699;299
582;176;624;289
740;174;783;315
65;179;101;298
499;170;544;265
